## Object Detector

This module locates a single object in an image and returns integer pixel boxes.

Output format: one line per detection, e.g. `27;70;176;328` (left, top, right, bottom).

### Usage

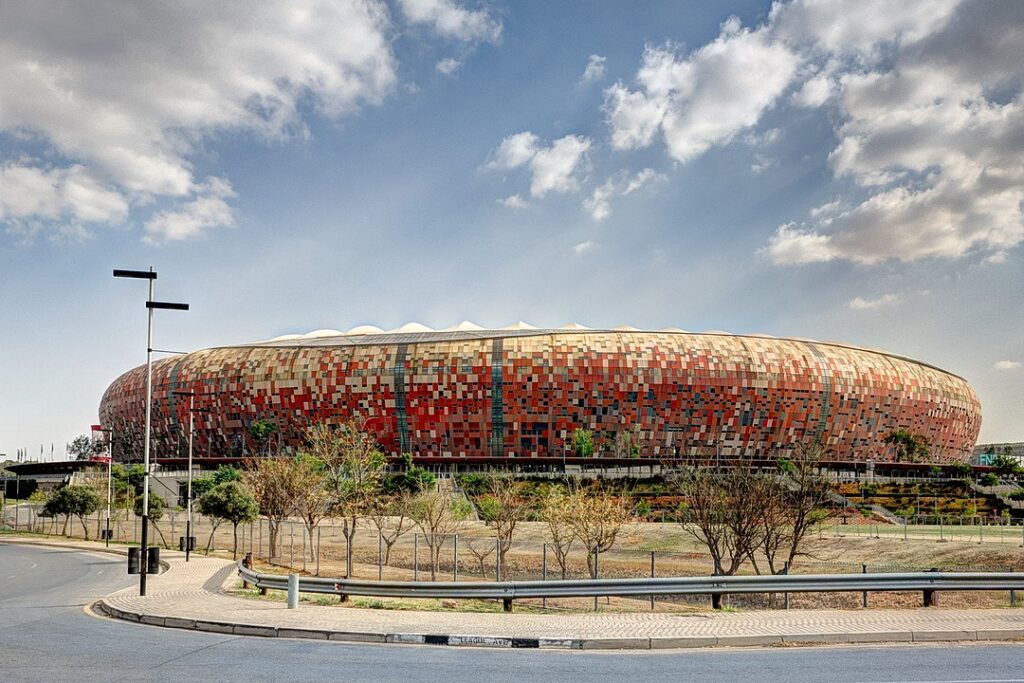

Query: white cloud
767;0;1024;264
583;168;664;221
435;57;462;75
143;177;236;243
485;132;592;198
0;1;396;242
761;223;837;265
573;240;595;255
498;194;528;209
530;136;592;197
848;294;899;310
603;18;801;162
994;360;1021;370
791;73;834;107
985;251;1009;264
581;55;606;83
397;0;502;43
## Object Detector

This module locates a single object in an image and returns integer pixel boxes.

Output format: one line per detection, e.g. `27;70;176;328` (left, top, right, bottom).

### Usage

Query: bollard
242;553;253;589
287;573;299;609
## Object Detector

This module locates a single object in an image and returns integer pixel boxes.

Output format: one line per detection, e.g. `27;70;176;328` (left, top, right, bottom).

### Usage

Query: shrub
979;473;1000;487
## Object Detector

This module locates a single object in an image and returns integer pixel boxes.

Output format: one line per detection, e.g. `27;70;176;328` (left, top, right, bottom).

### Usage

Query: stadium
98;323;982;466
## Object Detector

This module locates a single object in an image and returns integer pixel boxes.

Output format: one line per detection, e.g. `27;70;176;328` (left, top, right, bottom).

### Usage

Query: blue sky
1;0;1021;458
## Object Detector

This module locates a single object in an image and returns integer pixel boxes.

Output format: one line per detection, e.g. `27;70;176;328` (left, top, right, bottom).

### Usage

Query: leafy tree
46;485;102;538
979;472;1001;487
572;428;595;458
197;481;259;559
248;419;277;456
243;455;300;562
192;465;242;498
991;453;1023;477
304;420;386;577
290;454;331;566
540;489;576;579
67;435;103;461
948;461;973;479
385;456;436;493
883;429;930;463
566;482;632;578
474;474;531;580
134;492;169;548
409;488;472;580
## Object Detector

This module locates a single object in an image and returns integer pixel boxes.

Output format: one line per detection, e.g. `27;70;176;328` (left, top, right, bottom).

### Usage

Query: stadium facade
98;324;982;464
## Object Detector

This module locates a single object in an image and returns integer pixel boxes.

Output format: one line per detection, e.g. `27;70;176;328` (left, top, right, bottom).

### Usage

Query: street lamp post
114;267;189;596
172;389;206;562
92;425;114;548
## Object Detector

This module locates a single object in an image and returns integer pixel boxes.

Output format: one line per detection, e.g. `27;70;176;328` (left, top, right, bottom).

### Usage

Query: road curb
92;600;1024;650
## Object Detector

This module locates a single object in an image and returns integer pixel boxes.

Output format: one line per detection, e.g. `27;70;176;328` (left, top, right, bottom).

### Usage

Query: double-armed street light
113;267;189;596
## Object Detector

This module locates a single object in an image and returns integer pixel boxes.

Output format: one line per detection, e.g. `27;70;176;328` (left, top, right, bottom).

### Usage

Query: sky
0;0;1021;459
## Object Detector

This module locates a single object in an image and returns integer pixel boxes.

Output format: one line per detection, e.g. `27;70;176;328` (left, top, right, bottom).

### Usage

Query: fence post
650;551;656;611
495;537;500;582
302;524;307;572
453;534;458;581
378;530;383;580
258;519;263;561
290;523;295;569
862;564;868;608
414;533;419;581
287;573;299;609
593;547;599;612
542;543;547;609
316;527;321;576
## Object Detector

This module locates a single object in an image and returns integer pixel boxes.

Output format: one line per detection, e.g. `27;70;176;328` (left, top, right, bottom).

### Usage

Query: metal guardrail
238;562;1024;609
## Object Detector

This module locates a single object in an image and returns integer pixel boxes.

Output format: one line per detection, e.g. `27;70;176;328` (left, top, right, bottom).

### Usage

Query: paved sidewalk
5;536;1024;650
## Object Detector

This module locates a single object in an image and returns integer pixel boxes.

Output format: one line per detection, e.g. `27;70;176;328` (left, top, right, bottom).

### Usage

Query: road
2;543;1023;682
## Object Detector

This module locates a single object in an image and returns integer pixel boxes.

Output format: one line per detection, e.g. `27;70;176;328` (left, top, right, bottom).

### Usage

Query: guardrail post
783;562;790;609
923;568;939;607
503;597;512;613
862;564;868;608
242;553;253;589
287;573;299;609
650;551;656;611
542;543;547;609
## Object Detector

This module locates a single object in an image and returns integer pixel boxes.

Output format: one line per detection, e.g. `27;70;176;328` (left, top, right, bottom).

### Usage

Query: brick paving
6;537;1024;648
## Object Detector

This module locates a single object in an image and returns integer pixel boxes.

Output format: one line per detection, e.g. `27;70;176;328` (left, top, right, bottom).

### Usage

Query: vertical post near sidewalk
114;267;188;597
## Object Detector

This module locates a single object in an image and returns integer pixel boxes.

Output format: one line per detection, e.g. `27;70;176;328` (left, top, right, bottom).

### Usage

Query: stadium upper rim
209;321;968;383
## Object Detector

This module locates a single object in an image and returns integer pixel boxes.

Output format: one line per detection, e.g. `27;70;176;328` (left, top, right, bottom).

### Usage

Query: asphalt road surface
2;543;1023;682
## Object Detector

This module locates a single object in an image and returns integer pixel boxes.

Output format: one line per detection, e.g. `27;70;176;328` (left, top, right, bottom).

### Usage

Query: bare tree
367;492;415;566
243;456;299;562
755;444;833;574
540;488;576;579
567;482;632;578
305;421;386;577
409;487;469;580
474;474;531;580
672;459;775;578
464;535;497;578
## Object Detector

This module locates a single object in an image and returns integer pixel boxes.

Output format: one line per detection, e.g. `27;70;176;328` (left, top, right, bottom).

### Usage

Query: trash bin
128;547;141;574
147;547;161;575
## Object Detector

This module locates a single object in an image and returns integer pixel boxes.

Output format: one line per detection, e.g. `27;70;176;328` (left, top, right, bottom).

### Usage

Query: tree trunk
79;515;90;540
268;520;279;562
232;522;239;560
